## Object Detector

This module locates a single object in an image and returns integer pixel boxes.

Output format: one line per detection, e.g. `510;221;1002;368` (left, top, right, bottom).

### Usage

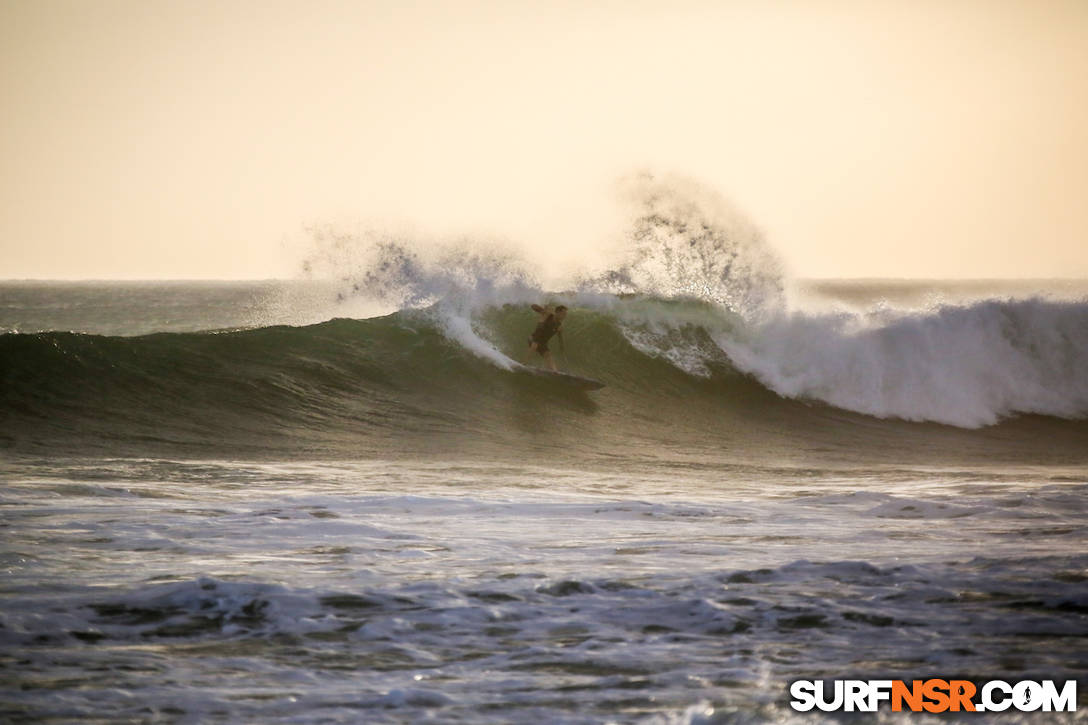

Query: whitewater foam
716;297;1088;427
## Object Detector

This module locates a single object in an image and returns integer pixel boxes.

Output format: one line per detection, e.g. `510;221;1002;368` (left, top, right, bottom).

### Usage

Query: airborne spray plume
299;172;784;321
582;172;785;320
300;226;542;314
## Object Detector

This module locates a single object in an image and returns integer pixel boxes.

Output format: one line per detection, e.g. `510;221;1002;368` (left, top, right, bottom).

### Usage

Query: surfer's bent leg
542;351;557;372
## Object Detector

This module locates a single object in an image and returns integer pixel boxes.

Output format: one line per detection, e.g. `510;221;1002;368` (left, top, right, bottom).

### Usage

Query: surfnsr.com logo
789;679;1077;713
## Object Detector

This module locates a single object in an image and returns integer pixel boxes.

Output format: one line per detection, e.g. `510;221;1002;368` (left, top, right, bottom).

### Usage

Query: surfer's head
555;305;568;320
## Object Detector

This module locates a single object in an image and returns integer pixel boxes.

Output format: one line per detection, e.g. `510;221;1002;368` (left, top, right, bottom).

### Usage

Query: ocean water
4;173;1088;725
2;273;1086;724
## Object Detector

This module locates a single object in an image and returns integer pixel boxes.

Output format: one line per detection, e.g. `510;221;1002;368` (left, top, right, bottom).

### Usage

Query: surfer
527;304;566;372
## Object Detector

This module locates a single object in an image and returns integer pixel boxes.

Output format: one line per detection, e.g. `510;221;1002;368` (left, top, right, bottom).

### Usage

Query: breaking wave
2;173;1086;460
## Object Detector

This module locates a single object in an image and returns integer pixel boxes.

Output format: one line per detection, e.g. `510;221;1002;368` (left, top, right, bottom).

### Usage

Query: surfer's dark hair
555;305;568;313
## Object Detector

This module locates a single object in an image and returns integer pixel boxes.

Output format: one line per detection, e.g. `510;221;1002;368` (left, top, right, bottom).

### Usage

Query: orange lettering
949;680;976;711
922;679;951;713
892;680;924;712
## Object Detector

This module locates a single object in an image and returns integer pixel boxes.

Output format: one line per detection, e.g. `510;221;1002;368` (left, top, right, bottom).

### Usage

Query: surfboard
514;364;606;391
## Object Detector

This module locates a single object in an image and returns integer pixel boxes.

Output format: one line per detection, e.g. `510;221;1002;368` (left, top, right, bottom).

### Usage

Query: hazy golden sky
2;0;1086;279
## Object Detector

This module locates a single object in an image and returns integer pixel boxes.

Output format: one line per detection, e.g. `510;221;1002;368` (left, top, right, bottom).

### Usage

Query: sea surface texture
2;258;1087;721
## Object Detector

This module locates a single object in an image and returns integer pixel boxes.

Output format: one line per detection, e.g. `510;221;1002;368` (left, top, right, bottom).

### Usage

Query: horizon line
2;276;1088;284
